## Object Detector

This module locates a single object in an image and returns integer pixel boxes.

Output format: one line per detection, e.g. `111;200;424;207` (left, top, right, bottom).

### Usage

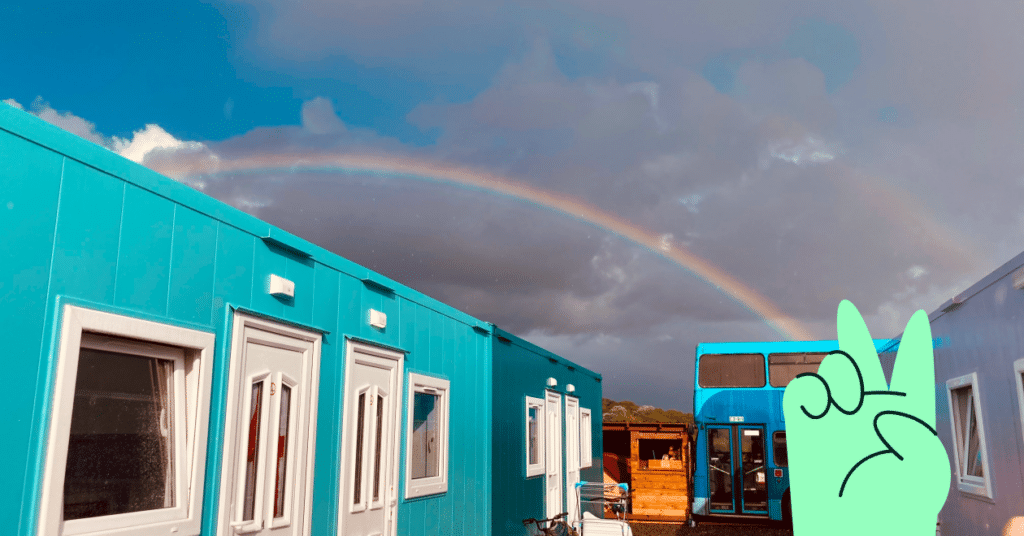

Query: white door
545;390;564;519
564;396;581;525
339;343;403;536
218;315;322;536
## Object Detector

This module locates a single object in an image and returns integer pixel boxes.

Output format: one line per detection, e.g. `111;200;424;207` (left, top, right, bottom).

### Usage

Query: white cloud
7;96;209;165
111;124;208;163
29;97;109;147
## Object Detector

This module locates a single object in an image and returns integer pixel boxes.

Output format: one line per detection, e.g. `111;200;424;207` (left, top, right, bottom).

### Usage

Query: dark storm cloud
23;0;1024;409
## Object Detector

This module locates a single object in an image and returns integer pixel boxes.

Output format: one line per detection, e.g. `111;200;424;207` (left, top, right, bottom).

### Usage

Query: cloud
112;124;208;164
133;31;999;343
7;96;210;165
18;0;1024;407
762;134;839;168
25;96;110;147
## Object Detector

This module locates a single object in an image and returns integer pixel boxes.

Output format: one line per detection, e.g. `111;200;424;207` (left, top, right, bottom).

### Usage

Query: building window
525;396;545;477
580;408;593;469
1014;359;1024;462
40;305;215;536
772;431;787;467
405;373;449;498
946;372;992;498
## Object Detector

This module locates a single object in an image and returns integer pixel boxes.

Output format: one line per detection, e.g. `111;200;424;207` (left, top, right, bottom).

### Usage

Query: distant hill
602;398;693;424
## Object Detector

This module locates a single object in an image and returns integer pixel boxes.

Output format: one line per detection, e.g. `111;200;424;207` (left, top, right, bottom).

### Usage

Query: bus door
706;425;768;515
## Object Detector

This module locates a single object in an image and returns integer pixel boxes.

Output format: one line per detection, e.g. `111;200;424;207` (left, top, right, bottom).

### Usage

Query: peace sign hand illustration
782;300;950;536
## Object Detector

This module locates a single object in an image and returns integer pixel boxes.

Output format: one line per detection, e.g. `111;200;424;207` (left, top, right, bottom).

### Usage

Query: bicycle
522;512;578;536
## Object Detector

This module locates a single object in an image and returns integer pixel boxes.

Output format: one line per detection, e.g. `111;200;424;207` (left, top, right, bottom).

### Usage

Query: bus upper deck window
768;352;828;387
697;354;765;388
773;431;787;467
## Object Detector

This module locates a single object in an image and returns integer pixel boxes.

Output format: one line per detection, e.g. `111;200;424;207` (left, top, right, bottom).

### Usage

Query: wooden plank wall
629;430;690;521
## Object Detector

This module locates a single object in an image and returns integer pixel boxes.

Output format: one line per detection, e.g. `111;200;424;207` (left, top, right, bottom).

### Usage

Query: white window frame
525;396;546;477
404;372;450;498
946;372;993;498
580;407;593;469
39;305;215;536
1015;358;1024;459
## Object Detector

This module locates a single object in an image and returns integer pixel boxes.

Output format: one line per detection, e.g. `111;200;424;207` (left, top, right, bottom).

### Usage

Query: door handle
231;520;263;533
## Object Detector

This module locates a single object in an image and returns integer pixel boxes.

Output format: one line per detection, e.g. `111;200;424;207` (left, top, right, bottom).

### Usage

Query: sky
6;0;1024;412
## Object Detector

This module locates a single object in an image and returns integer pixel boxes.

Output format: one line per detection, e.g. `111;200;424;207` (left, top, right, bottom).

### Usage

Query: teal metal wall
0;104;492;536
491;327;603;536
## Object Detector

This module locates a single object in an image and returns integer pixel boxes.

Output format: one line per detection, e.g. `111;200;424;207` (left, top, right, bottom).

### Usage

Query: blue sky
7;0;1024;410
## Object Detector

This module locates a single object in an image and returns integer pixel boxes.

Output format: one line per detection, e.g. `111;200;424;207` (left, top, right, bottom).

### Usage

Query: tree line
601;398;693;424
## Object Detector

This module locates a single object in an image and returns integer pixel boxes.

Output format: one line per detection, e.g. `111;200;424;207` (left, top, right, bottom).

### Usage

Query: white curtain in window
150;359;174;508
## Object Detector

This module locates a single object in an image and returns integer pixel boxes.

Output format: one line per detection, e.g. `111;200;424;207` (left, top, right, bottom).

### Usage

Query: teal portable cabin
491;327;603;536
0;104;607;536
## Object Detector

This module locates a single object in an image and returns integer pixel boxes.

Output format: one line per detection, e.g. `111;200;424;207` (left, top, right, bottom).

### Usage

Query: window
698;354;766;387
405;372;449;498
946;372;992;498
40;305;215;536
772;431;787;466
768;353;828;387
525;396;545;477
580;408;593;469
1014;358;1024;458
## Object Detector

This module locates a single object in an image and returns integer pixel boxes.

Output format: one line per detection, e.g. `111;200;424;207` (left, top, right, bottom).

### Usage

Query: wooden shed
602;422;691;522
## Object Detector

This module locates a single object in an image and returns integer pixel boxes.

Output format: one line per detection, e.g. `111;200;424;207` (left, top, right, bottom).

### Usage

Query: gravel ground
627;520;793;536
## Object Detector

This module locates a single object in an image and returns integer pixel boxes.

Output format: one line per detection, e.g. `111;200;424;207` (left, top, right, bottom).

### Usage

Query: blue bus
690;339;893;525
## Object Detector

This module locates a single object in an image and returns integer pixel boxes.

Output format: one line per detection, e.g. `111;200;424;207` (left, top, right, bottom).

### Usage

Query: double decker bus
690;339;893;525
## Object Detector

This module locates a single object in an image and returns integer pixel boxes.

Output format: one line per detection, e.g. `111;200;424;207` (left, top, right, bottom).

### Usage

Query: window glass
698;354;765;388
411;392;440;479
373;394;384;502
242;381;264;521
525;396;545;477
274;384;291;518
953;386;984;478
64;348;177;520
528;406;540;465
580;408;592;468
772;431;787;467
353;393;366;504
768;353;828;387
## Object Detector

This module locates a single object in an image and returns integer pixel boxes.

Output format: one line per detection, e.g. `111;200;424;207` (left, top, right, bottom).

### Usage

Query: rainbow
154;152;815;340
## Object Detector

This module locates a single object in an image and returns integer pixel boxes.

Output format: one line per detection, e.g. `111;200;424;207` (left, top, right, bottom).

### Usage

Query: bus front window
698;354;766;387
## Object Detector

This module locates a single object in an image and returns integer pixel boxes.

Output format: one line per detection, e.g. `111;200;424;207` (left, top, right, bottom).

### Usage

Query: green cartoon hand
782;300;950;536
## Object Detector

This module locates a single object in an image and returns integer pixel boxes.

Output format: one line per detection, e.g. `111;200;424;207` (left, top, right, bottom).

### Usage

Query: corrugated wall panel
211;224;255;311
309;265;341;536
283;254;316;326
167;205;217;325
115;184;174;314
1;131;63;535
491;329;603;536
393;309;492;536
200;223;256;536
50;160;124;305
250;238;287;318
2;105;579;536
